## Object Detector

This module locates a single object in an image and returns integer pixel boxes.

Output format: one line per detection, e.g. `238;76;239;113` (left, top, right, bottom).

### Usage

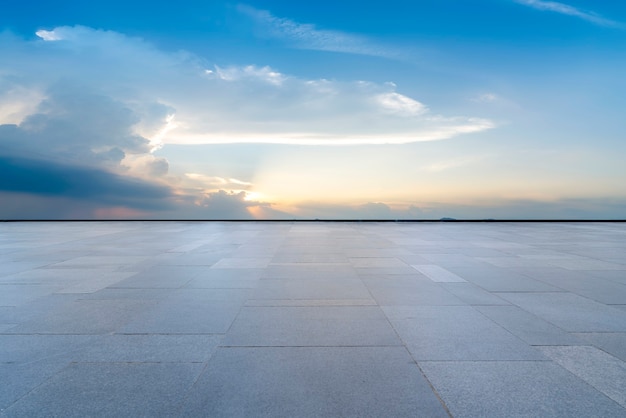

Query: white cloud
377;92;427;116
472;93;498;103
184;173;253;191
237;4;401;58
1;26;493;148
212;65;286;85
513;0;623;27
35;29;62;41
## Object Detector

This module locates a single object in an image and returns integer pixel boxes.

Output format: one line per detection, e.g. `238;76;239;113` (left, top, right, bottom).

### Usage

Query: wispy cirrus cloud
513;0;623;28
237;4;401;59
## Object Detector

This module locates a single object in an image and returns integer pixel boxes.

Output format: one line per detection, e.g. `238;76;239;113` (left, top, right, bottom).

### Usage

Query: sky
1;0;625;219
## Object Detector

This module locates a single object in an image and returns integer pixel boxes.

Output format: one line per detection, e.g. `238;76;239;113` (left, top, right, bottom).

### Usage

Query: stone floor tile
211;257;272;269
0;284;63;306
252;277;372;300
111;265;205;289
499;292;626;332
120;289;249;334
56;271;136;293
185;268;263;289
363;277;465;306
383;305;545;360
411;264;467;282
475;305;582;345
223;306;401;346
5;299;158;334
2;221;626;417
419;360;625;417
537;345;626;407
180;347;449;417
440;282;509;305
0;335;96;363
349;257;408;268
262;264;359;280
0;360;70;411
573;332;626;362
245;298;377;307
2;362;204;417
71;334;221;363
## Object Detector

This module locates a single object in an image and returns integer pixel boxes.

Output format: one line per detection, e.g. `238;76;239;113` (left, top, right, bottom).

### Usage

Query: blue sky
1;1;625;219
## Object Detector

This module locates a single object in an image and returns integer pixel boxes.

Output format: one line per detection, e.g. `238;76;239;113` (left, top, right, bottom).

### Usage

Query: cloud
0;25;496;219
290;201;425;220
237;4;400;58
184;173;253;193
173;189;288;220
471;93;498;103
0;155;172;210
513;0;623;28
0;26;493;147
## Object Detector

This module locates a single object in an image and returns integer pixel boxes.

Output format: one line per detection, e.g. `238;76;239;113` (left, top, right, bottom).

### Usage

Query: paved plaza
1;221;625;417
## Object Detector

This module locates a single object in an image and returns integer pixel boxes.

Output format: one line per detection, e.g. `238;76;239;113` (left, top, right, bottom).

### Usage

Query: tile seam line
361;273;453;418
214;344;405;348
534;350;626;410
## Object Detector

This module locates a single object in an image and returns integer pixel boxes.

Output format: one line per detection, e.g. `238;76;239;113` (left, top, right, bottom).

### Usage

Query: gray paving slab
573;332;626;362
45;255;150;269
0;261;55;277
70;334;221;363
184;268;263;289
0;268;111;285
419;360;625;417
5;298;158;334
475;305;583;345
440;282;510;305
349;257;408;268
355;266;419;275
245;298;377;307
587;270;626;285
546;258;626;270
156;252;223;266
78;287;171;300
515;268;626;304
2;362;204;418
0;284;64;306
272;253;349;263
223;306;402;346
0;360;71;412
111;265;206;289
363;276;465;305
55;271;137;293
0;335;96;363
412;264;467;282
445;264;562;291
120;289;249;334
383;305;546;360
212;257;272;268
538;345;626;408
2;221;626;417
262;264;359;279
180;347;449;417
499;292;626;332
253;277;372;300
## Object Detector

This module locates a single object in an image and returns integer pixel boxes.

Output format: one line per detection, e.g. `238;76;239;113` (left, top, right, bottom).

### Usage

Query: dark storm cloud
0;83;152;166
0;155;172;210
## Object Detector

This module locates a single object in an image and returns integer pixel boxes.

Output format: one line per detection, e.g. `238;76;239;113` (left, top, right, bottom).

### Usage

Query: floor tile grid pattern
0;221;625;417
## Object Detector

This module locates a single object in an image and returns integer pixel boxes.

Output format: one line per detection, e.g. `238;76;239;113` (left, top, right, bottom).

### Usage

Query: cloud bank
0;24;493;219
0;26;492;147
